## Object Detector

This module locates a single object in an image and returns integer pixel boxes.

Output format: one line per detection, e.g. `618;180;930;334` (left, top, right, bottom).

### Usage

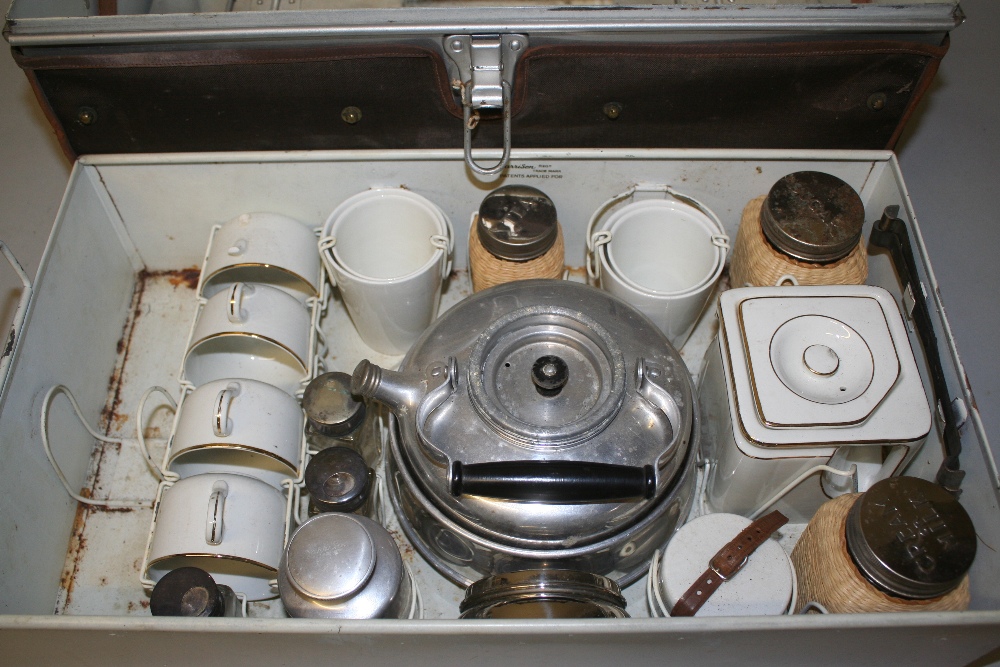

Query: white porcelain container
319;188;453;355
183;282;312;395
168;378;305;489
587;186;728;349
700;285;932;522
144;473;288;601
201;212;321;303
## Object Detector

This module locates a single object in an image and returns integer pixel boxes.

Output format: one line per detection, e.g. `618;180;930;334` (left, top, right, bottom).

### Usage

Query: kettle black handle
450;461;655;502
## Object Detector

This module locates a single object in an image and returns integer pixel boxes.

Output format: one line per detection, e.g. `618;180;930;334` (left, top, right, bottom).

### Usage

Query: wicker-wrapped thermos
469;185;565;292
791;477;975;614
730;171;869;287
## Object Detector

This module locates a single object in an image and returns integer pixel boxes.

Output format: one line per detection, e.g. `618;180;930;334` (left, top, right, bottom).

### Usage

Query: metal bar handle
463;81;512;177
450;460;655;502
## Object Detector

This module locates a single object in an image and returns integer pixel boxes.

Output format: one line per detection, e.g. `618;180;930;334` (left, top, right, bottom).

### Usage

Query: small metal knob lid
760;171;865;263
531;355;568;396
302;372;366;437
477;185;558;261
305;446;373;514
150;567;226;617
845;477;976;600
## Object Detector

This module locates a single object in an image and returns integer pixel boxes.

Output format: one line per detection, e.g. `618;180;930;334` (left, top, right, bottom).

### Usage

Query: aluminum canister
278;513;414;619
304;446;375;517
459;570;628;619
302;371;381;465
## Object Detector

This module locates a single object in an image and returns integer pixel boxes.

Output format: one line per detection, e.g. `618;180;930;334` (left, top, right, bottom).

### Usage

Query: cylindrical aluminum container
278;513;414;619
302;371;381;465
460;569;628;619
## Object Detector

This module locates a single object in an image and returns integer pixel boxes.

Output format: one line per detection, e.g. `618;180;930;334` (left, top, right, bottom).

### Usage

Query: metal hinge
445;34;527;177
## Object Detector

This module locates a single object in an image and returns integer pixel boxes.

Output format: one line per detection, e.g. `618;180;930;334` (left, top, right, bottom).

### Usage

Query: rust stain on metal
387;528;415;562
58;499;91;610
564;265;587;281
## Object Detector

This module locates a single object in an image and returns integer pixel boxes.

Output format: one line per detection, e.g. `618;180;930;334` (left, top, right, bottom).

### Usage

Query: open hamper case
2;1;999;664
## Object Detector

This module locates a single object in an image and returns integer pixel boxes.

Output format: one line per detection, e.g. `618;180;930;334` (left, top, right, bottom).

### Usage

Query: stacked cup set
140;212;327;604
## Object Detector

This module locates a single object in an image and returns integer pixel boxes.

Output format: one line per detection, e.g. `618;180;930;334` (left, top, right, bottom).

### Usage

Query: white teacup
183;283;311;395
145;473;287;601
168;378;305;490
201;212;320;303
319;188;453;356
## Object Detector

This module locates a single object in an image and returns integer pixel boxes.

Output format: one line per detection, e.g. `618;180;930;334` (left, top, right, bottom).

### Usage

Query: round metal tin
760;171;865;262
846;477;976;599
477;185;558;261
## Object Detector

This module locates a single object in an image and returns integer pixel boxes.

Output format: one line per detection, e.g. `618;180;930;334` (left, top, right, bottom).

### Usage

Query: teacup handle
213;382;242;438
227;283;253;324
206;480;229;546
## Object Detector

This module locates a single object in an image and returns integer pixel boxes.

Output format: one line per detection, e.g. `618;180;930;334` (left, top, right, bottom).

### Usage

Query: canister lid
659;513;793;616
303;372;366;437
846;477;976;600
477;185;558;261
459;569;628;619
305;446;373;514
285;513;377;602
760;171;865;262
150;567;225;617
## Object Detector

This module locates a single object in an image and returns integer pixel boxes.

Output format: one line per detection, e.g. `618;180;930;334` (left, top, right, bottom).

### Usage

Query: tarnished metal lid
302;372;366;437
150;567;224;617
305;446;373;514
285;513;376;602
846;477;976;600
477;185;558;261
760;171;865;262
459;569;628;619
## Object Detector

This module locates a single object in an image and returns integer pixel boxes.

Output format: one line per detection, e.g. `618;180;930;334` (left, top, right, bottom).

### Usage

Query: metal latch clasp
445;34;527;177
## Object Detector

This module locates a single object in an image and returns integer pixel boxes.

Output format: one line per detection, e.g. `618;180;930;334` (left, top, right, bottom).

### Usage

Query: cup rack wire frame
179;222;330;399
136;221;327;602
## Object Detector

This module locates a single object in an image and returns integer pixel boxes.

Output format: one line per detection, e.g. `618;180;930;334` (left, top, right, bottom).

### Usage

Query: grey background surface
0;1;997;458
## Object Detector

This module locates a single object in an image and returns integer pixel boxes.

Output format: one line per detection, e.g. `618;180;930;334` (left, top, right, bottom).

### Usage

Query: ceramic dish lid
718;285;931;448
739;293;900;427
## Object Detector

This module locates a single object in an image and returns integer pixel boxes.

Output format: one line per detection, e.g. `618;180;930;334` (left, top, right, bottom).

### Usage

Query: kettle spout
352;359;426;417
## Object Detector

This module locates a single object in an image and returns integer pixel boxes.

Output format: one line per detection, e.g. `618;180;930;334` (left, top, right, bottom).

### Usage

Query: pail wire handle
430;207;455;280
317;235;337;288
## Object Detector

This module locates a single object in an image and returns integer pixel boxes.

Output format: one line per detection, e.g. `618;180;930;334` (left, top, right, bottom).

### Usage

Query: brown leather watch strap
670;510;789;617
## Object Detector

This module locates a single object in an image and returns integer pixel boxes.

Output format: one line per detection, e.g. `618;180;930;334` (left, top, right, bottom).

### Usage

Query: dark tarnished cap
150;567;225;617
761;171;865;262
305;446;373;514
846;477;976;600
477;185;558;261
302;372;366;437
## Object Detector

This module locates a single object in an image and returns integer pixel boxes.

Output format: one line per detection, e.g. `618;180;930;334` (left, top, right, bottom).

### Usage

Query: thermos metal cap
477;185;558;261
285;514;376;601
305;446;373;514
303;372;366;437
150;567;225;617
846;476;976;600
761;171;865;263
